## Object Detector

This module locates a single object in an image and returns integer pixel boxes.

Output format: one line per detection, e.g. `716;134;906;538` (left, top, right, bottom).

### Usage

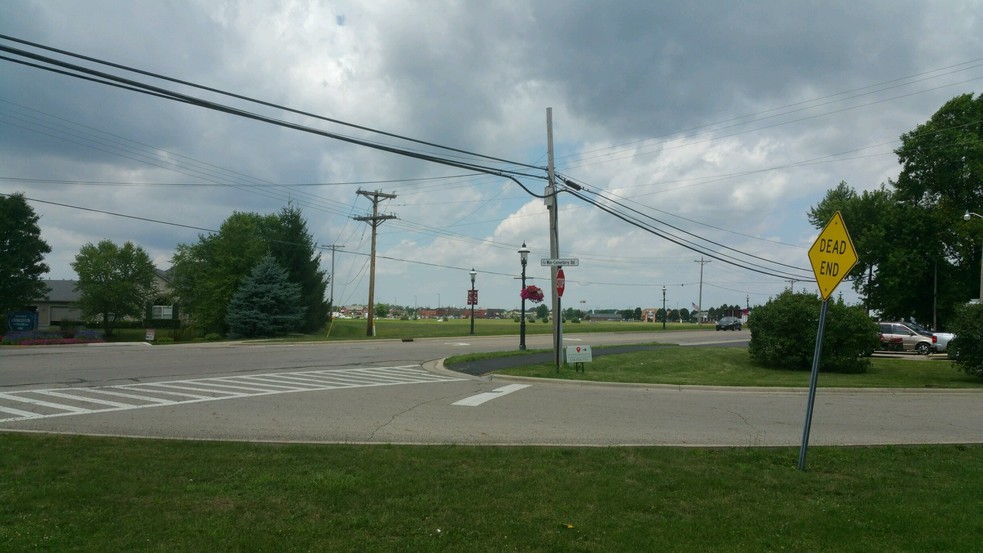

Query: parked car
877;322;935;354
715;316;742;331
906;321;955;353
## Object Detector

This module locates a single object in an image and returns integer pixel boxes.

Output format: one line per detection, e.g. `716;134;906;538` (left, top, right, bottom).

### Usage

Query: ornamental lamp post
518;242;530;350
469;268;477;336
964;210;983;302
662;285;667;330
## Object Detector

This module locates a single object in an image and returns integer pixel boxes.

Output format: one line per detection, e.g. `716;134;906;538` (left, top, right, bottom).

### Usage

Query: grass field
476;345;983;389
96;318;699;343
1;434;981;552
6;324;981;551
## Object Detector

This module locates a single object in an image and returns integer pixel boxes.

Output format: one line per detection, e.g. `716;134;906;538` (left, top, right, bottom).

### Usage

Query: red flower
520;285;545;303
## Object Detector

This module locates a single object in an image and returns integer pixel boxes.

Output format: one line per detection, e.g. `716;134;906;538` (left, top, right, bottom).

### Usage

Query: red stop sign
556;268;565;297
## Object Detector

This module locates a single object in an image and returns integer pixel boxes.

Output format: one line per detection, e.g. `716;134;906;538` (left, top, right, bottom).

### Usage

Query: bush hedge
748;290;878;373
947;303;983;377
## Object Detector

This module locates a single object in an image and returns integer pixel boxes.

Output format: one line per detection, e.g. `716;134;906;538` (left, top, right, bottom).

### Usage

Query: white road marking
0;366;467;423
453;384;531;407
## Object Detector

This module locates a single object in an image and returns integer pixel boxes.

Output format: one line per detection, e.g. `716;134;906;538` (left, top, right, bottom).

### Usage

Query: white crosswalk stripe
0;365;466;423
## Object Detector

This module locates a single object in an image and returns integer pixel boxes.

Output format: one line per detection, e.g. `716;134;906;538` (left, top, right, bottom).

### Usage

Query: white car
932;331;955;353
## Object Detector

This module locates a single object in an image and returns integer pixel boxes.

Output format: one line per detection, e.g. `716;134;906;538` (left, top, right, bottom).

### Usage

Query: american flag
691;302;700;311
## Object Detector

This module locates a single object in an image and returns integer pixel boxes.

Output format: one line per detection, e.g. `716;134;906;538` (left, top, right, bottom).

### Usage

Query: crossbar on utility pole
354;190;397;337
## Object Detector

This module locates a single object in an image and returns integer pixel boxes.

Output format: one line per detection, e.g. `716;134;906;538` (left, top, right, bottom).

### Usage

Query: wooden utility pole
324;244;344;319
546;107;561;370
695;257;710;323
354;190;397;336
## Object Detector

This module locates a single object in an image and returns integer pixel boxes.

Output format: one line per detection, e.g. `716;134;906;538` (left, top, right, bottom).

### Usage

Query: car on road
715;316;742;331
877;321;935;354
906;321;955;353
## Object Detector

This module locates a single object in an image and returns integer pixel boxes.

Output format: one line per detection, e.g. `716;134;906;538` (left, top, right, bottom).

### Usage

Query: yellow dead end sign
808;211;858;300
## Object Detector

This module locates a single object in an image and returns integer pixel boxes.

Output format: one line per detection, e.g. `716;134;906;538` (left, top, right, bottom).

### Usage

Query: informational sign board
808;211;858;300
6;311;37;331
565;345;592;363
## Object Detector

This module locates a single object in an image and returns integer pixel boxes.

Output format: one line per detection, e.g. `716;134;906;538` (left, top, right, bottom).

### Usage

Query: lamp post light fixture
469;268;477;336
964;210;983;302
518;242;530;350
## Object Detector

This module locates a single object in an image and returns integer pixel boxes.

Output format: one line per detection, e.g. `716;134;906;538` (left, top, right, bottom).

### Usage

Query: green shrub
748;290;878;373
947;303;983;377
204;333;222;341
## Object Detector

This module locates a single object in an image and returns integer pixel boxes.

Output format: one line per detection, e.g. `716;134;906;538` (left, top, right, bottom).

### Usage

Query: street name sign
541;258;579;266
807;211;858;301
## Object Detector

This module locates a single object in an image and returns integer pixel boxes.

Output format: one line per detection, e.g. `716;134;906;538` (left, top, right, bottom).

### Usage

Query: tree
268;205;329;332
892;93;983;317
226;255;305;338
809;94;983;327
748;290;879;373
0;193;51;315
535;303;549;320
171;212;270;334
171;208;328;336
71;240;157;336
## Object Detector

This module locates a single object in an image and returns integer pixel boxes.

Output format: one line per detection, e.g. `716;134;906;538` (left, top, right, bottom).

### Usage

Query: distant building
32;280;83;327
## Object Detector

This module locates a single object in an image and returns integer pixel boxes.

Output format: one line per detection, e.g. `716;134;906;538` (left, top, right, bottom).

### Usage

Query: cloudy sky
2;1;982;314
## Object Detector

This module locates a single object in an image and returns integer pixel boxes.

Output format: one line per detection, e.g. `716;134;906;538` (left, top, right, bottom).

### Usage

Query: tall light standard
518;242;529;350
662;285;667;330
469;268;477;336
964;210;983;302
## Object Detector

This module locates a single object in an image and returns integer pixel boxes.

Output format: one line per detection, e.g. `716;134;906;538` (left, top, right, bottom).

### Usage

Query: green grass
322;318;700;340
482;346;983;389
1;433;980;552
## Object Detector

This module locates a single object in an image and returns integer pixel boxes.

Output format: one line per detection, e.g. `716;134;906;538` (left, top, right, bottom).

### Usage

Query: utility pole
545;107;562;371
695;258;710;323
324;244;344;320
353;190;397;337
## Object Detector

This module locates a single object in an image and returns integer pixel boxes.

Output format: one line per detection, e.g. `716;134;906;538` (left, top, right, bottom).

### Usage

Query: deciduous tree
0;193;51;315
72;240;156;336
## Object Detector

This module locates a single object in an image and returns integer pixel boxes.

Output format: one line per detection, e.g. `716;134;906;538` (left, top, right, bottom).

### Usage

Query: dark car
715;316;742;331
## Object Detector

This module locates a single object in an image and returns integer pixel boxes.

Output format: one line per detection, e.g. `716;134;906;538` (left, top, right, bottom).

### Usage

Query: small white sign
566;345;592;363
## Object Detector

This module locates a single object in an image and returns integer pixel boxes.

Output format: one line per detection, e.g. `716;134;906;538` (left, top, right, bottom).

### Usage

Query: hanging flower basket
520;285;545;303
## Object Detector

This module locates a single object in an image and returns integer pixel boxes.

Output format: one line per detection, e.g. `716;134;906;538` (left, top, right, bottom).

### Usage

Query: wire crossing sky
2;1;981;311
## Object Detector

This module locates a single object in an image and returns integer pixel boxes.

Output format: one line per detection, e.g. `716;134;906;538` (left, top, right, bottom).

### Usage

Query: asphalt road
1;330;980;446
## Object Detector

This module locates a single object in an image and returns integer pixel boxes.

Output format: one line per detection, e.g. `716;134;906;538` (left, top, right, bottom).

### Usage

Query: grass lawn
480;346;983;389
1;433;981;552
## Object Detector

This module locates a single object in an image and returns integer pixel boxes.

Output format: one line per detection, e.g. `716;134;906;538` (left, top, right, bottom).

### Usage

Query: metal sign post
799;211;858;471
798;299;829;471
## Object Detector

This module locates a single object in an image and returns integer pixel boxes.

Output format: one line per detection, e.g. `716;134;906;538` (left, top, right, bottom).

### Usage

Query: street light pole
662;285;667;330
964;210;983;302
518;242;529;350
469;268;477;336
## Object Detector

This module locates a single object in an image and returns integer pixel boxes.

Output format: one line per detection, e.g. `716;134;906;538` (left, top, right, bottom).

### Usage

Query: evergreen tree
0;193;51;315
268;205;329;332
226;254;305;338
